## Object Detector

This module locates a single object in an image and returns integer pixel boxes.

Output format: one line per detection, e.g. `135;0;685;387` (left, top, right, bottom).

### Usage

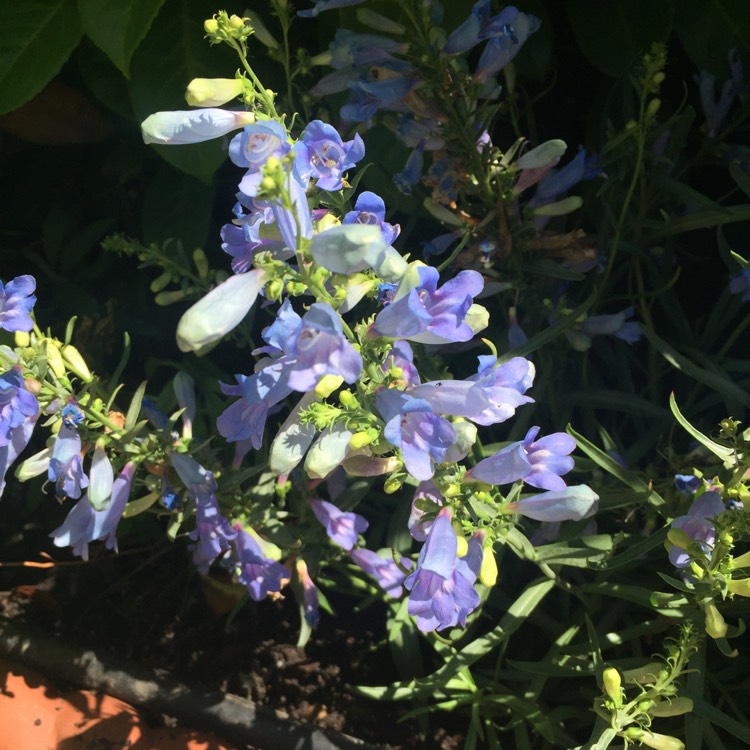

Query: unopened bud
314;374;343;399
383;475;403;494
479;542;498;586
14;331;30;347
339;389;358;408
45;340;66;378
455;534;468;557
62;344;92;382
349;431;373;450
229;14;245;29
204;18;219;34
24;377;42;395
704;601;728;639
602;667;622;702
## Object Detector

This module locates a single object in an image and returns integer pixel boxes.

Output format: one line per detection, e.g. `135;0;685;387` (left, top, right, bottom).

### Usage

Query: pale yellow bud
314;374;344;399
704;601;728;639
62;344;92;382
185;78;244;107
45;340;66;378
14;331;30;347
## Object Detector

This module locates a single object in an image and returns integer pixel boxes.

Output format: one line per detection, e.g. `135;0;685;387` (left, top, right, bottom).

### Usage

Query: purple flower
411;356;534;426
217;361;293;459
296;120;365;191
730;268;750;302
669;491;725;569
383;340;421;387
472;10;540;83
675;474;702;497
61;400;84;428
467;427;576;490
404;507;483;632
328;29;408;68
444;2;519;55
48;423;88;499
0;408;38;498
409;480;443;541
49;462;135;561
309;498;369;550
296;559;320;626
220;223;289;275
393;140;425;195
349;547;409;598
343;191;400;245
377;390;455;481
529;149;602;207
0;275;36;333
581;307;641;344
229;120;290;170
341;75;417;124
264;300;363;392
372;266;484;345
233;525;290;601
695;69;736;137
506;485;599;522
0;368;39;447
298;0;367;17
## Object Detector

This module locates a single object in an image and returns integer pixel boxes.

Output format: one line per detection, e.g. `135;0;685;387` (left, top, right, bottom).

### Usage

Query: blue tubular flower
444;1;519;55
668;491;725;569
411;356;534;426
217;361;293;454
529;149;602;209
48;423;88;499
505;484;599;522
729;268;750;301
695;70;736;138
0;368;39;447
49;462;135;561
61;400;84;428
0;275;36;332
0;408;38;498
467;427;576;490
383;340;421;387
233;525;290;601
268;300;363;392
141;109;255;144
296;559;320;627
173;371;196;440
309;498;369;550
341;75;417;124
229;120;290;170
377;390;455;481
396;115;445;150
349;547;408;598
581;307;641;344
298;0;367;17
675;474;702;497
472;10;541;83
404;507;482;632
329;29;408;68
296;120;365;191
372;266;485;345
343;191;400;245
393;141;425;195
220;223;289;274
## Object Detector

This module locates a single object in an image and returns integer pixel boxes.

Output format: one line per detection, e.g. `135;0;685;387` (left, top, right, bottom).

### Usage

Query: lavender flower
233;525;290;601
668;491;725;569
444;1;520;55
229;120;290;170
729;268;750;301
296;559;320;627
377;390;455;481
341;75;417;125
296;120;365;191
349;547;408;598
505;484;599;522
472;10;540;83
48;424;88;499
343;191;400;245
404;507;483;632
580;307;641;344
372;265;485;345
0;275;36;333
0;368;39;447
298;0;367;17
0;409;38;498
309;498;369;550
467;427;576;490
141;108;255;145
50;462;135;561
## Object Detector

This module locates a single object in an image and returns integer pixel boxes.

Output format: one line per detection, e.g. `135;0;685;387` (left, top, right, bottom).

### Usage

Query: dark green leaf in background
77;0;166;77
0;0;83;115
674;0;750;76
566;0;676;78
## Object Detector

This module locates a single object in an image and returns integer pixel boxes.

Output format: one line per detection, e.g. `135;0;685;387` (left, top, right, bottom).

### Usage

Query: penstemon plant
3;3;750;749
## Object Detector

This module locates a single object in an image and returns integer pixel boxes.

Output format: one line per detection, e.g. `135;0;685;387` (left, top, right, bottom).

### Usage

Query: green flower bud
704;601;728;639
61;344;92;382
602;667;622;702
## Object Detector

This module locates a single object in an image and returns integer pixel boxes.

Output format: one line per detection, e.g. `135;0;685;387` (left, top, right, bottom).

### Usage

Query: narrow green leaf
645;204;750;242
694;700;750;743
567;425;666;506
78;0;166;77
669;393;736;467
108;331;131;392
0;0;83;115
125;380;148;430
122;490;160;518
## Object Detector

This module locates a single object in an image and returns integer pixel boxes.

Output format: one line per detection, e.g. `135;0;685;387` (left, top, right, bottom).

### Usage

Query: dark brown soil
0;502;465;750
